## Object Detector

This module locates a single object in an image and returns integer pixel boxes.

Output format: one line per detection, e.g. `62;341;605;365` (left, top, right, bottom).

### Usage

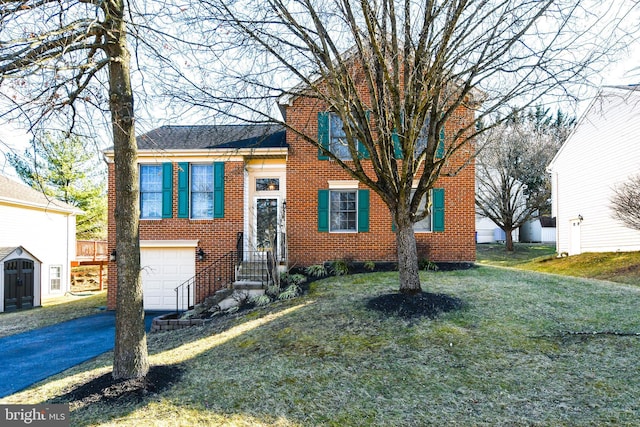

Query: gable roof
135;124;287;151
0;174;82;215
548;85;640;172
0;246;41;262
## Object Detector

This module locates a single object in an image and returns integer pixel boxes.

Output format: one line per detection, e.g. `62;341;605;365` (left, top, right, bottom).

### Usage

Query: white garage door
140;247;195;311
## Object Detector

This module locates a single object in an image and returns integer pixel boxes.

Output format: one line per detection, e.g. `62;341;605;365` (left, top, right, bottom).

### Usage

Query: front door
246;166;286;262
255;197;280;255
4;259;34;311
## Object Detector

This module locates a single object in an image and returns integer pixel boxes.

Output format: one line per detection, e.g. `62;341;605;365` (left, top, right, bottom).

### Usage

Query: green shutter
358;189;370;232
436;127;445;159
161;162;173;218
357;140;370;159
318;189;329;232
214;162;225;218
432;188;445;232
177;162;189;218
357;111;371;159
318;112;330;160
393;112;404;159
393;132;403;159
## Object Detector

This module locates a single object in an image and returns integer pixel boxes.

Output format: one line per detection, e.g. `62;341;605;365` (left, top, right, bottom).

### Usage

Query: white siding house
547;85;640;255
0;174;82;311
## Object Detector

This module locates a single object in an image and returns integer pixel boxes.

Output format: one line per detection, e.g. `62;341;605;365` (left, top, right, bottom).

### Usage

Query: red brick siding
284;96;476;267
107;160;245;310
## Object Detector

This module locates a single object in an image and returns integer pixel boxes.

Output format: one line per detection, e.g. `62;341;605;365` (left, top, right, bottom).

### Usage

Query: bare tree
0;0;147;379
159;0;635;293
611;174;640;231
475;109;571;251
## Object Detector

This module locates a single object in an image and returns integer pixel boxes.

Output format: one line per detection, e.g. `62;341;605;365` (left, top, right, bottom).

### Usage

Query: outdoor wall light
110;250;117;262
578;214;584;222
197;247;205;261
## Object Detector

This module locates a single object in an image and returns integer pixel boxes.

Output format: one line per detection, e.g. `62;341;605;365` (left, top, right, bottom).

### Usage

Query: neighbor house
105;86;476;312
547;85;640;255
0;174;82;312
519;216;556;244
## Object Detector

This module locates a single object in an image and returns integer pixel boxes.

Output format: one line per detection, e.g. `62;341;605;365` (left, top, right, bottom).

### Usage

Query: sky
0;13;639;179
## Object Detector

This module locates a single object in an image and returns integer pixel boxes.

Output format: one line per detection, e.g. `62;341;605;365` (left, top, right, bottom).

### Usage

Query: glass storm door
255;198;279;253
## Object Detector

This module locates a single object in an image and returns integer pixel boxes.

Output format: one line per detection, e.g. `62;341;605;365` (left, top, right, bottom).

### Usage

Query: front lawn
3;268;640;426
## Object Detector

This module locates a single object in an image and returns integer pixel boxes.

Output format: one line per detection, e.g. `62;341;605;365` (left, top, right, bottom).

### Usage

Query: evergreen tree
8;132;107;240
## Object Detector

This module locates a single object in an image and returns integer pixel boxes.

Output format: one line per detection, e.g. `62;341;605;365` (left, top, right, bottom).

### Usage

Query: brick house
105;92;476;312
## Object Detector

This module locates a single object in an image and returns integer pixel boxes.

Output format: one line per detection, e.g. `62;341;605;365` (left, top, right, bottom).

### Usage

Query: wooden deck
75;240;108;264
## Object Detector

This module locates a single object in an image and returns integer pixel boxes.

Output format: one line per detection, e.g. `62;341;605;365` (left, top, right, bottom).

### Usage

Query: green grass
4;269;640;426
477;243;640;286
518;252;640;286
476;243;557;267
0;291;107;338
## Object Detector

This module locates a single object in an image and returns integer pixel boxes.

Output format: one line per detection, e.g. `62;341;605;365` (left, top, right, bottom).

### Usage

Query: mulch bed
366;291;465;319
50;365;184;407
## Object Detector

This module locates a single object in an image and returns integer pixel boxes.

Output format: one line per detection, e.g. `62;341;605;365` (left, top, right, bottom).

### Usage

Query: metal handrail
174;250;237;313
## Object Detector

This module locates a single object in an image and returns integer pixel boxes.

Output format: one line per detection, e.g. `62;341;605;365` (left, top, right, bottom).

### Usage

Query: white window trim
329;112;353;161
412;184;434;233
139;164;163;220
329;189;358;233
190;163;215;220
49;265;62;292
328;180;358;190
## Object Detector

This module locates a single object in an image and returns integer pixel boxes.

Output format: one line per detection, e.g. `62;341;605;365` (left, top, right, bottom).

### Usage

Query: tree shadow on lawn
44;291;464;414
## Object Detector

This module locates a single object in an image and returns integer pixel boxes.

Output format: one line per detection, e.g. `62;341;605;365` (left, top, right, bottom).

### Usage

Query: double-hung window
318;184;369;233
330;190;358;232
190;164;214;219
329;113;352;160
140;164;163;219
50;265;61;291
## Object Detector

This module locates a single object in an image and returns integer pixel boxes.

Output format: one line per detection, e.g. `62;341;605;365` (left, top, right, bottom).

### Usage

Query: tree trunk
105;0;149;380
504;227;515;252
396;222;422;294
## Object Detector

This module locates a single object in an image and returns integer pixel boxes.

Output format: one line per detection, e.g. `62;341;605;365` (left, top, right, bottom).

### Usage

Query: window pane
140;165;162;219
330;191;357;232
413;189;432;232
141;193;162;218
256;178;280;191
191;164;213;192
330;113;352;160
416;117;429;155
191;193;213;218
140;165;162;192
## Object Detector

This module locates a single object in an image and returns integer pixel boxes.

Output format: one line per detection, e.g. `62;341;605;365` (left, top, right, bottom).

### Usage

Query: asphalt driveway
0;311;166;398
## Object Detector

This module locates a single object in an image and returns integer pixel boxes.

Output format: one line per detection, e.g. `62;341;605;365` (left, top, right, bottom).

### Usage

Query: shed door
4;259;35;311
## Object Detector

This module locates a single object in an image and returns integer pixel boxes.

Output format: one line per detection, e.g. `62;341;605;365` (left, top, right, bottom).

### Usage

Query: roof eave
0;196;84;215
103;147;289;162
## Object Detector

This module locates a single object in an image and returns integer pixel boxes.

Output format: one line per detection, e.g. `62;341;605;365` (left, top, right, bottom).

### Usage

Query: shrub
306;264;327;278
277;284;301;300
364;261;376;271
330;259;350;276
419;258;439;271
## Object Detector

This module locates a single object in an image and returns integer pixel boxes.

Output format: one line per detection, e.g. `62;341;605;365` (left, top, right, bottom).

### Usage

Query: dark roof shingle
136;124;287;150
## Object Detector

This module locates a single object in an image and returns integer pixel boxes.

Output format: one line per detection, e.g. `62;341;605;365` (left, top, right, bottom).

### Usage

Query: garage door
141;247;195;311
